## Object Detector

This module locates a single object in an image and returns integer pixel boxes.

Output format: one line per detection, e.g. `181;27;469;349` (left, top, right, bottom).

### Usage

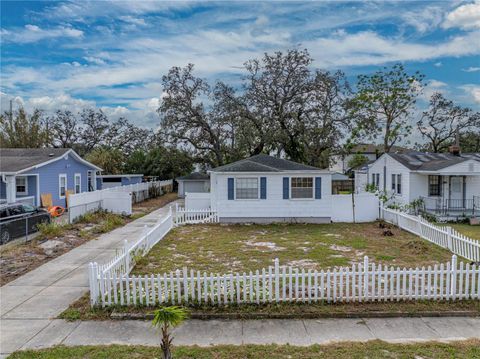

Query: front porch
417;173;480;219
420;195;479;217
0;174;39;207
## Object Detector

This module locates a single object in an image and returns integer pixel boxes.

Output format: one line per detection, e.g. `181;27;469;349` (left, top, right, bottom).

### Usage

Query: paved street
0;201;180;356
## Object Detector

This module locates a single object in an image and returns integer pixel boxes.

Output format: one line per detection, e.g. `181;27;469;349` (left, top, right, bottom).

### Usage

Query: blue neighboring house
0;148;102;207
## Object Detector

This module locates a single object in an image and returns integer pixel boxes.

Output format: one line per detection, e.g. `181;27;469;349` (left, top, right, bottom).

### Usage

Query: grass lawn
133;222;456;275
450;223;480;240
10;340;480;359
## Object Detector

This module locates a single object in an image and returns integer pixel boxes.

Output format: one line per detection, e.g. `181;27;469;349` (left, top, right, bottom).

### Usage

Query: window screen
291;177;313;199
236;178;258;199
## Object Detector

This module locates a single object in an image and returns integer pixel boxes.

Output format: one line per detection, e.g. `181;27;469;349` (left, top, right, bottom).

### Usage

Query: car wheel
0;228;10;244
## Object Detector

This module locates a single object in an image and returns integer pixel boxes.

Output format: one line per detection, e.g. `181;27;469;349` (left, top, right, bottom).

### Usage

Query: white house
330;143;408;173
208;154;333;223
364;150;480;217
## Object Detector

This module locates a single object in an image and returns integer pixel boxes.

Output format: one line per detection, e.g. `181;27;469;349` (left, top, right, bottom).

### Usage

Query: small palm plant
152;306;189;359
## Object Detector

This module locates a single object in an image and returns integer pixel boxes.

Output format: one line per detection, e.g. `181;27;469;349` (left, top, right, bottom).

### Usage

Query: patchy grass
450;223;480;240
9;340;480;359
36;222;69;239
133;222;455;275
60;293;480;321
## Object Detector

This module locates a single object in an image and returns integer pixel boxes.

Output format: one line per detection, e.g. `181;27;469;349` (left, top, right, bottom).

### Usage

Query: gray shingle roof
176;172;210;181
389;152;480;171
350;143;410;154
0;148;72;173
211;154;323;172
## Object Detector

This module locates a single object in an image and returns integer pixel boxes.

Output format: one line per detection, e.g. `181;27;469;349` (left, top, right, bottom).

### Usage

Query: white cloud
462;66;480;72
434;62;442;67
401;5;444;33
422;79;449;101
83;56;106;65
1;24;83;43
460;84;480;103
443;1;480;30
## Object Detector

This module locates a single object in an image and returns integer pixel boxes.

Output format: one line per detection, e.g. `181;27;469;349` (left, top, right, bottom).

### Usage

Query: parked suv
0;203;51;244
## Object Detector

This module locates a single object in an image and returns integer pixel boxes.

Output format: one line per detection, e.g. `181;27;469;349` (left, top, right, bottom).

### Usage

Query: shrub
37;222;64;239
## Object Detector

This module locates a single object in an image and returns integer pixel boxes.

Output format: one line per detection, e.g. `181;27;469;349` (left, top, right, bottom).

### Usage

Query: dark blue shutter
315;177;322;199
260;177;267;199
283;177;289;199
227;178;234;200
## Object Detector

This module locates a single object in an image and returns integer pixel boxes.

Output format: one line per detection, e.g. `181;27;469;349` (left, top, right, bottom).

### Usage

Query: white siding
211;172;332;222
466;175;480;199
367;154;411;205
434;159;480;175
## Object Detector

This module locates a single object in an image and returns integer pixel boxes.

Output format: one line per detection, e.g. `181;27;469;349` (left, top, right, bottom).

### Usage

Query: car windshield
8;206;24;216
22;204;36;213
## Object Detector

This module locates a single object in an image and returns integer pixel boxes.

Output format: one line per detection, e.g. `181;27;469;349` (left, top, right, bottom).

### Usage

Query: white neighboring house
330;143;408;173
364;150;480;217
176;172;210;198
208;154;332;223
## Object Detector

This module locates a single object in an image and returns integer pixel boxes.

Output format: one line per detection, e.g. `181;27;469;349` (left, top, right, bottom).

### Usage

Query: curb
111;310;480;320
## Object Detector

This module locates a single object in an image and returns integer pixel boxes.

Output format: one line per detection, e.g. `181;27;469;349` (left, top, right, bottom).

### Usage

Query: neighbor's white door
449;176;463;202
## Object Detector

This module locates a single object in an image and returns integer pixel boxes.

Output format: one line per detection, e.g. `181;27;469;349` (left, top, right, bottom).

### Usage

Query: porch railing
420;196;478;216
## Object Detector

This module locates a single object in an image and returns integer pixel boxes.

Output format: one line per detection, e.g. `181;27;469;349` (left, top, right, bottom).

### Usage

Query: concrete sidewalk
5;316;480;355
0;200;181;356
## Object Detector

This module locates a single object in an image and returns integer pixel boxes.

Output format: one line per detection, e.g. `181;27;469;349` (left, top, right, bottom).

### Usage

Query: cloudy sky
1;0;479;129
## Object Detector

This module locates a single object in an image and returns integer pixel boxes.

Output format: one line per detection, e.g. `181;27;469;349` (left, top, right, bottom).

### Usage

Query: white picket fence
381;207;480;262
174;204;218;225
91;255;478;307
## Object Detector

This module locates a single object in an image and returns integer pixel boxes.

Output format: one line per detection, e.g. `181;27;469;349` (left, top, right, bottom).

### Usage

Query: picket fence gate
174;204;218;225
381;207;480;262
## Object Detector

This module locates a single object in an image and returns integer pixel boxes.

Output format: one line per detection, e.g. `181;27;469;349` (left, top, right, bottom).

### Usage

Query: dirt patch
287;259;318;270
329;244;352;252
0;228;94;286
402;240;430;255
243;240;285;252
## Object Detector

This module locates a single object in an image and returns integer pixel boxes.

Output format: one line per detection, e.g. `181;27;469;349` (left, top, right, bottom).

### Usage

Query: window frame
428;175;442;197
74;173;81;194
59;174;67;199
235;177;259;200
391;174;402;195
15;176;28;195
290;176;314;200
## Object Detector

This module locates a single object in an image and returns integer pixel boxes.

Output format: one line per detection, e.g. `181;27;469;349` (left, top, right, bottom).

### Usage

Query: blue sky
1;1;479;129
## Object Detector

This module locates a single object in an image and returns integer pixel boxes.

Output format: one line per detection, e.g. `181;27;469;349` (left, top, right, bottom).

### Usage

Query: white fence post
450;255;457;300
274;258;280;302
447;226;453;251
363;256;369;299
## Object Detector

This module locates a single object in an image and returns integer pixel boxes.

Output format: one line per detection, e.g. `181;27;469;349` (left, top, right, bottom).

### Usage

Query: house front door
449;176;464;207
